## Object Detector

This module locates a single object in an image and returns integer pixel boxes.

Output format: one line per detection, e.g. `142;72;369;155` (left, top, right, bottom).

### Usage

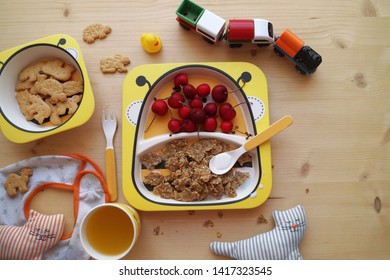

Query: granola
140;153;163;169
140;138;251;202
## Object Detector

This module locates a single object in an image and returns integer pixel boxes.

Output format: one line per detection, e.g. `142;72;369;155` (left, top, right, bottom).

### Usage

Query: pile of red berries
150;73;243;134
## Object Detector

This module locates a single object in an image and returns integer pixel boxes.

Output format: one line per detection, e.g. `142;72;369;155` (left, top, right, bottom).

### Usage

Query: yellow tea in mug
86;206;134;255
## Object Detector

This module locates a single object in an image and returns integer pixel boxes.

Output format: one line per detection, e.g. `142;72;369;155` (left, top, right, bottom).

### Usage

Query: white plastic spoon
209;115;293;175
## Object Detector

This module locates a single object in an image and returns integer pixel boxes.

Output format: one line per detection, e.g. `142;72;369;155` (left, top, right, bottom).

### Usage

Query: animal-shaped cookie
4;168;33;198
210;205;306;260
45;94;82;125
18;62;45;82
16;90;51;124
41;59;75;81
0;210;64;259
15;79;35;93
62;80;83;96
35;78;67;103
100;54;130;73
83;23;112;44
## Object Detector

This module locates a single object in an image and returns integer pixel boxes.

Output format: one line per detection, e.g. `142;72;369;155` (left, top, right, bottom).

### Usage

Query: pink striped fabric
0;210;64;260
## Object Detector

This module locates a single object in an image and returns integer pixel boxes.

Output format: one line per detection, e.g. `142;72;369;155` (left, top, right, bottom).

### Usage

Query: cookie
16;74;48;94
4;168;33;198
15;79;35;92
62;80;83;96
35;78;67;103
41;59;75;81
18;62;45;82
100;54;130;73
45;94;82;125
16;90;51;124
83;23;112;44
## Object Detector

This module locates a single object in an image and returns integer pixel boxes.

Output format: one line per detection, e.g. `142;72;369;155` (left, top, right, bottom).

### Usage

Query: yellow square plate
122;62;271;211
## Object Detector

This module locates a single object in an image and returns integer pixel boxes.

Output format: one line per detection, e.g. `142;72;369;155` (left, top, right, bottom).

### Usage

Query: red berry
151;99;168;116
174;73;188;89
168;118;181;133
196;83;211;98
203;102;218;117
189;108;206;124
220;120;234;133
183;84;197;99
168;92;184;109
178;105;191;119
189;97;203;109
181;119;196;132
212;84;228;103
203;117;217;132
219;103;236;121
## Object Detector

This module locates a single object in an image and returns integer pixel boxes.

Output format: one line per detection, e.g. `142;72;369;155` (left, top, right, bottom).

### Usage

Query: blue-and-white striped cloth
210;205;306;260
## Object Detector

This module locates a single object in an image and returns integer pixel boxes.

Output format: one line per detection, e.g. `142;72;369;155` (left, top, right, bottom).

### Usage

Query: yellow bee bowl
0;34;94;143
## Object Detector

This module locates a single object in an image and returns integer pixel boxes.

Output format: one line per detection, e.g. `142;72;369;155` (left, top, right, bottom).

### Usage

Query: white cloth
0;154;109;260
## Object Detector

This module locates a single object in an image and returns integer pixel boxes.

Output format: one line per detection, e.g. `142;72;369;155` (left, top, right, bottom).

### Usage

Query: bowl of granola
122;62;273;210
0;34;94;143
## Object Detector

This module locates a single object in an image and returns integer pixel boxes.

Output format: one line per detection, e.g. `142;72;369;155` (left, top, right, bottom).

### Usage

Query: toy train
175;0;322;74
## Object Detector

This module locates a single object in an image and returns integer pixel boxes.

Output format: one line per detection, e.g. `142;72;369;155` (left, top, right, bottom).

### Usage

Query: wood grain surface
0;0;389;259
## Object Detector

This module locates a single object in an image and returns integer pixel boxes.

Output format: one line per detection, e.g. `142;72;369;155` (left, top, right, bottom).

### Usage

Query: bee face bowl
0;34;94;143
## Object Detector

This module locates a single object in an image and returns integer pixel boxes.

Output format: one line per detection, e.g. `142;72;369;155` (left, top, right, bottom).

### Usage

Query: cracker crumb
203;220;214;228
257;214;268;224
153;226;160;235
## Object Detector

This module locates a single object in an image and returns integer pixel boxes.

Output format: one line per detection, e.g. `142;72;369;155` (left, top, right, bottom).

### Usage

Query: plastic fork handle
105;148;117;202
244;115;294;151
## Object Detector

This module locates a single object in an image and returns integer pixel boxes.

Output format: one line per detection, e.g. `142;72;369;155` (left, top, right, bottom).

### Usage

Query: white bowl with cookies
0;34;94;143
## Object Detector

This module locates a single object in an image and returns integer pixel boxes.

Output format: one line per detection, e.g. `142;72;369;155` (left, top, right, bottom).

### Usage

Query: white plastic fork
102;110;118;201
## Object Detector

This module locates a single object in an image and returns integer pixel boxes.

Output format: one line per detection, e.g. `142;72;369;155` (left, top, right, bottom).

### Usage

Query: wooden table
1;0;389;260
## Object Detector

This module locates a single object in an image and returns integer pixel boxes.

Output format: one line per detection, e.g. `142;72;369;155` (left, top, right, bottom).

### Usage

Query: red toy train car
225;19;274;48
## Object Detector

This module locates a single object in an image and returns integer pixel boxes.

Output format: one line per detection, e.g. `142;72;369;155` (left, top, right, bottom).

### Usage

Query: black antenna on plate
57;38;67;47
136;76;151;89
